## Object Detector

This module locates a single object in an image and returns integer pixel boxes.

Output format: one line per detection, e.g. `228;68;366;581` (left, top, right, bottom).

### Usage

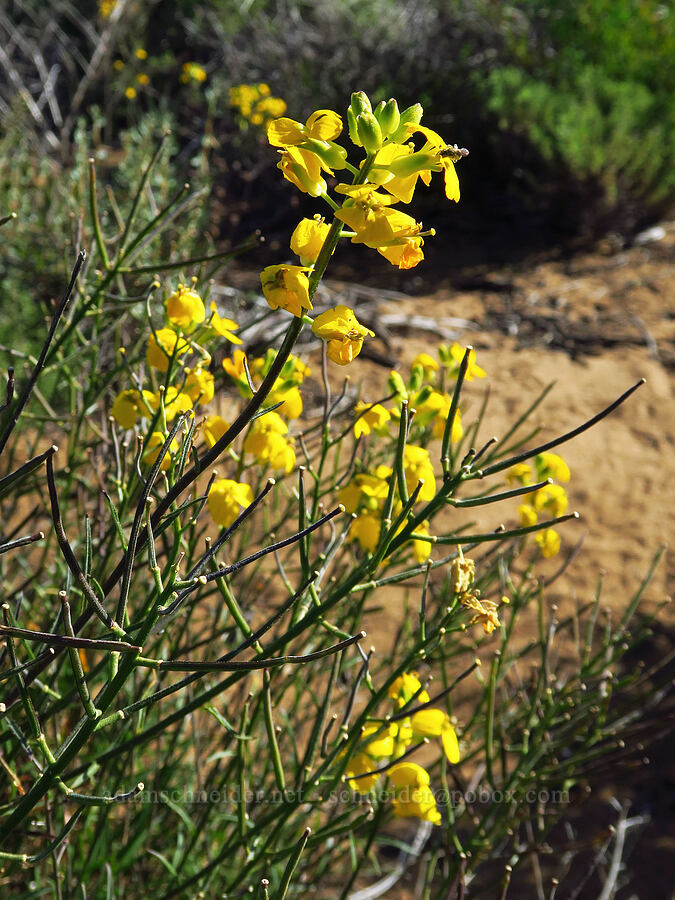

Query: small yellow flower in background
209;303;242;344
290;217;330;265
202;414;229;449
143;432;179;472
113;59;125;71
441;343;486;381
222;349;249;391
166;285;205;330
208;479;254;528
184;366;214;406
388;762;441;825
136;73;150;86
532;483;568;517
261;264;312;317
338;470;390;514
410;708;460;764
312;305;374;365
411;522;432;563
449;555;475;594
146;328;191;372
135;48;148;60
518;504;538;528
267;109;342;147
269;384;303;420
410;390;462;442
244;412;296;474
147;387;193;423
461;592;502;634
181;62;207;84
506;462;533;486
536;528;561;558
403;445;436;501
111;389;154;429
411;353;439;377
229;84;286;125
124;86;137;100
98;0;116;17
535;451;571;482
353;402;390;439
389;672;430;708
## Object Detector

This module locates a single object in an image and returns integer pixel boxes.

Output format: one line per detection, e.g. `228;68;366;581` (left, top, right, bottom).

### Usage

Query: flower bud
389;103;423;143
356;111;383;153
388;370;408;402
347;108;362;146
377;99;401;137
350;91;372;117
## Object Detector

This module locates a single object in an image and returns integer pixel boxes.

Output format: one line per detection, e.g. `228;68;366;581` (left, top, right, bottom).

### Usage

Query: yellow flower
411;522;432;563
146;328;191;372
136;73;150;86
388;762;441;825
147;387;193;423
389;673;430;708
312;305;374;365
344;751;380;791
506;462;533;486
461;593;502;634
99;0;116;16
535;452;571;483
202;414;229;449
124;86;137;100
267;109;342;147
135;48;147;60
222;349;249;392
209;302;242;344
261;264;312;317
536;528;561;558
184;366;214;405
449;556;475;594
181;62;207;83
411;353;439;376
532;483;568;518
113;59;124;71
143;432;179;471
349;513;381;553
390;123;465;203
208;479;254;528
244;412;296;473
518;504;538;528
166;285;205;330
269;384;303;420
338;471;390;514
111;389;154;429
443;343;486;381
403;445;436;501
290;217;330;265
353;402;390;439
410;709;460;764
278;146;330;196
410;390;462;442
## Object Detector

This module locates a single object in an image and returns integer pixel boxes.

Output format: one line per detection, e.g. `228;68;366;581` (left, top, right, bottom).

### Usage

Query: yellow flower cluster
180;62;207;84
508;452;572;558
229;83;287;127
345;673;460;825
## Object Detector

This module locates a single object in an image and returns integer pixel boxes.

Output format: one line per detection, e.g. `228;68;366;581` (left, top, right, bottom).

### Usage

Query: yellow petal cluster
312;305;374;365
208;479;254;528
261;265;312;317
166;285;205;330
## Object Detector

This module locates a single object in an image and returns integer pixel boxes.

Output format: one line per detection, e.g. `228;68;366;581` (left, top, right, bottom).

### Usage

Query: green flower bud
388;151;438;178
389;103;424;143
388;370;408;402
347;108;362;146
378;99;401;137
302;138;348;170
356;112;383;153
409;364;425;392
350;91;372;117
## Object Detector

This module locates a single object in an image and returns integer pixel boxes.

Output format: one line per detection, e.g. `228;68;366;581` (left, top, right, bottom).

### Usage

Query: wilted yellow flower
166;285;205;330
388;762;441;825
449;556;475;594
146;328;191;372
461;593;501;634
202;414;229;449
536;528;561;558
410;708;460;764
244;412;296;473
111;389;154;429
290;217;330;265
209;302;242;344
208;479;254;528
312;305;374;365
183;366;214;405
261;264;312;317
143;432;179;471
403;445;436;501
353;402;390;439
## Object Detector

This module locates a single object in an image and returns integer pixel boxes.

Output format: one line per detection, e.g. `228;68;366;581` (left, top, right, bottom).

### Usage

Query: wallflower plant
0;89;661;900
